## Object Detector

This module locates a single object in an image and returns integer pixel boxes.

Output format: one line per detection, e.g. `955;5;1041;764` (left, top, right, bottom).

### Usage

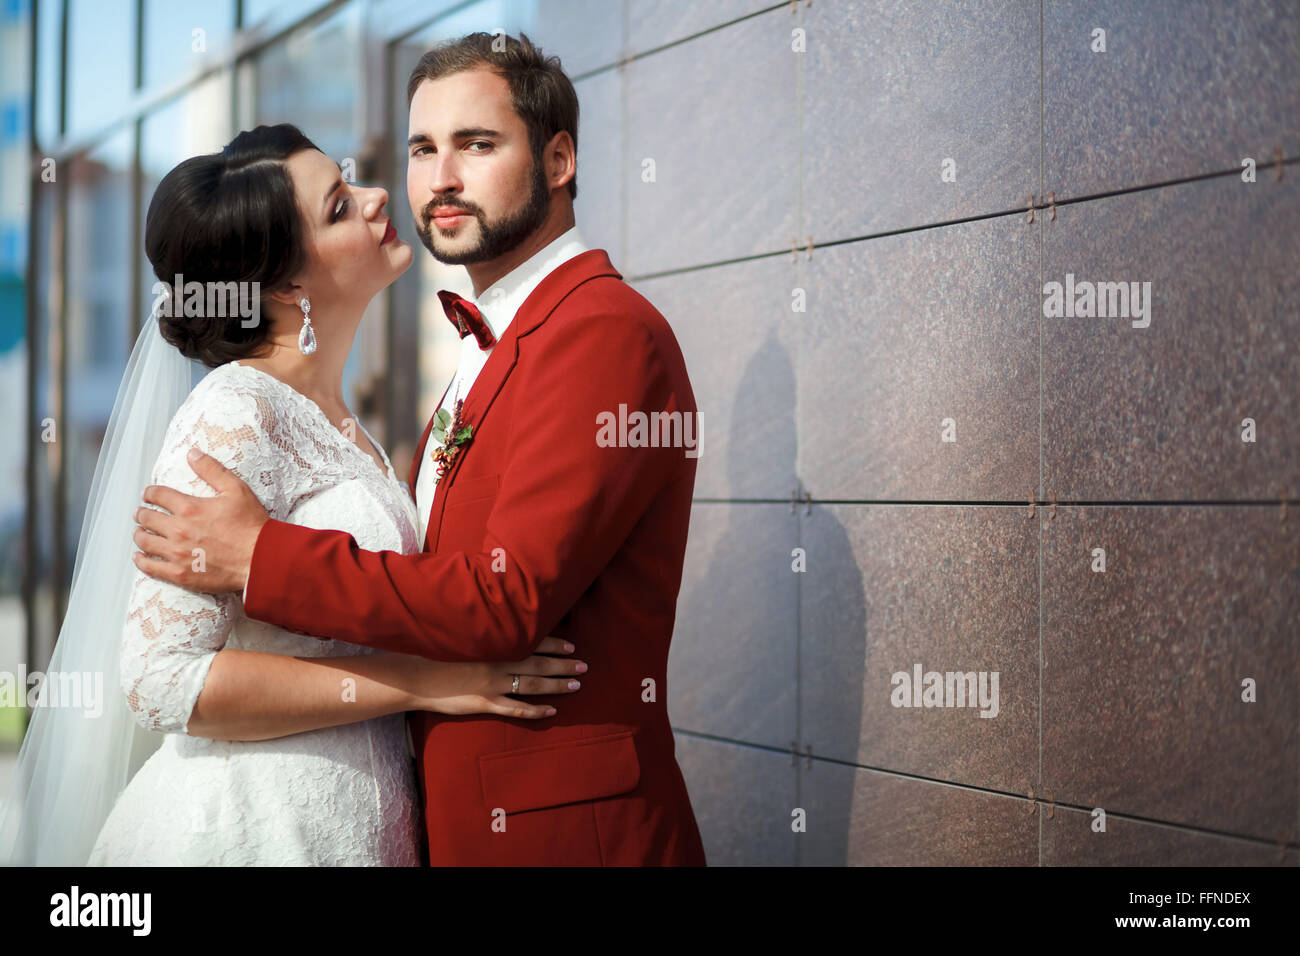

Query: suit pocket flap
479;730;640;815
446;472;499;506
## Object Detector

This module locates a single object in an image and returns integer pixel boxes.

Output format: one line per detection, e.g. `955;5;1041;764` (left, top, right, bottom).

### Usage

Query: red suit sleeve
242;311;685;662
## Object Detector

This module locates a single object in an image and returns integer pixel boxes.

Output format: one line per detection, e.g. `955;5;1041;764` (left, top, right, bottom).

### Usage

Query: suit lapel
424;249;622;554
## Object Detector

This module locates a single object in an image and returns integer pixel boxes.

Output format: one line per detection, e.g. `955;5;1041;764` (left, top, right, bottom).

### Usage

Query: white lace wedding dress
86;360;423;866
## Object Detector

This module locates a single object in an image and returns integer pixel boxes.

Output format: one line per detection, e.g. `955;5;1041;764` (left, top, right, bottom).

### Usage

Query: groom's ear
544;130;576;192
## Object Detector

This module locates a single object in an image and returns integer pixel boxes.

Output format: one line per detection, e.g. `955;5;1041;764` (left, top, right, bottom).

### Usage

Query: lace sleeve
120;378;284;734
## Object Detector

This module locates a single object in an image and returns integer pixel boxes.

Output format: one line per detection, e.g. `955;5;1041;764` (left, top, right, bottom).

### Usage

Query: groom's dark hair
406;32;579;201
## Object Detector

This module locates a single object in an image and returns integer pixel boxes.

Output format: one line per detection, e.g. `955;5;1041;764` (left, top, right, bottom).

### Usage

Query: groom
132;33;706;866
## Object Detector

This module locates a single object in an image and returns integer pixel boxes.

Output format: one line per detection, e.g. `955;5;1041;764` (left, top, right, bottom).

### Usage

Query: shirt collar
470;226;588;340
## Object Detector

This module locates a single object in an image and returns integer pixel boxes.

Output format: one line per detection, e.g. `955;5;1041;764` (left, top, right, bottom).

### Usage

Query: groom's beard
417;155;551;265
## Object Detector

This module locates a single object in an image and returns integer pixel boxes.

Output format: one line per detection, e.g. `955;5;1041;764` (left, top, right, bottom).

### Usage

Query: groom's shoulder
541;267;684;359
562;267;661;322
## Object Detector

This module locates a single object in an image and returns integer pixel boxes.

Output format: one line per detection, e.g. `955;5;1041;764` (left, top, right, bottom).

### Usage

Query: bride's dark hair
146;123;320;368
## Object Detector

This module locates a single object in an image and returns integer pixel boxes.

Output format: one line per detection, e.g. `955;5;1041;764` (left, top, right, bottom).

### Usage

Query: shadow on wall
676;332;866;865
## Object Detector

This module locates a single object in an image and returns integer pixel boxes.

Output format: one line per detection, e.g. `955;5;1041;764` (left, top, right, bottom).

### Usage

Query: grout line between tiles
1038;0;1046;870
671;728;1299;854
690;498;1300;508
570;1;793;82
626;157;1299;284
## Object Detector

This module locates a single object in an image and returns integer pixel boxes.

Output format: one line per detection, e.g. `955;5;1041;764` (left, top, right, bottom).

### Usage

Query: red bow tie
437;290;496;351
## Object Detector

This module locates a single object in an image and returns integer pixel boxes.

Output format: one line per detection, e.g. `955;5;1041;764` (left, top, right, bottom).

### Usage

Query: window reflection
142;0;235;89
138;75;234;324
253;4;359;161
0;0;36;743
64;131;132;576
19;180;56;697
33;0;61;147
241;0;329;34
66;0;135;137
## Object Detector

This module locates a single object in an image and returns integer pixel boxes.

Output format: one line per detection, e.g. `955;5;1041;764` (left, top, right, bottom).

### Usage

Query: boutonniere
429;399;474;480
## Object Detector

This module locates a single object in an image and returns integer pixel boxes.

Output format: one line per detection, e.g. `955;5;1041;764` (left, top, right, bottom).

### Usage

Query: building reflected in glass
2;0;621;751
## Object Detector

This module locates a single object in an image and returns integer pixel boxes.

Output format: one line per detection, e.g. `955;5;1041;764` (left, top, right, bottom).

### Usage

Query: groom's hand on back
132;448;268;594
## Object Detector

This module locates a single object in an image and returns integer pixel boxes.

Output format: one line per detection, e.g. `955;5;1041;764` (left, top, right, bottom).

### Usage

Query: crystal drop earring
297;297;317;355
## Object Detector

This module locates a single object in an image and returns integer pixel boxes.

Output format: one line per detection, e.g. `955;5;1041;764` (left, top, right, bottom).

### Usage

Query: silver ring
511;674;520;694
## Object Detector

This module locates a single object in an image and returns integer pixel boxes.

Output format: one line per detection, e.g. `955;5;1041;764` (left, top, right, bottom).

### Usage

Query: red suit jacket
243;248;707;866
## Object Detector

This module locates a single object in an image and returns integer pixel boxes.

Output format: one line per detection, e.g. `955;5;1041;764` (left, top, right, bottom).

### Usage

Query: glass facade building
3;0;626;747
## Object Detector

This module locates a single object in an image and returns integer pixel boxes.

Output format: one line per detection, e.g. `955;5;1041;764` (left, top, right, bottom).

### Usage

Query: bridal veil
0;305;196;864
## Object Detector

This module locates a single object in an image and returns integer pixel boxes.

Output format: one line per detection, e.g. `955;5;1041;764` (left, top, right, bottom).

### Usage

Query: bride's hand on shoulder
411;636;587;719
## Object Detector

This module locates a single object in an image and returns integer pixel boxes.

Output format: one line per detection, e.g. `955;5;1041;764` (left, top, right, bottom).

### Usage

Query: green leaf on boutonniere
431;400;474;474
431;407;453;446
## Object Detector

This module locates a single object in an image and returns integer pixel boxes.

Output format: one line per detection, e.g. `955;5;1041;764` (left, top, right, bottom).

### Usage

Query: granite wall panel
797;214;1039;500
1044;0;1300;199
1042;175;1299;500
804;0;1039;243
1042;505;1299;842
673;733;798;865
802;763;1040;866
801;504;1039;796
624;9;798;275
620;0;1300;866
671;503;798;750
632;255;799;499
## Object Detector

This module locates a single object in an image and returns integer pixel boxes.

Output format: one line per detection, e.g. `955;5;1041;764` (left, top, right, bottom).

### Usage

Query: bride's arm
184;640;583;742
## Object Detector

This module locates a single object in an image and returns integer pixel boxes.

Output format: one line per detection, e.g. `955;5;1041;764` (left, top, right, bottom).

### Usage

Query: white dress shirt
414;226;589;545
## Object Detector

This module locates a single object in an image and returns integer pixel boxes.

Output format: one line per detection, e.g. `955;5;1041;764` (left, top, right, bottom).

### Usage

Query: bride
0;123;586;866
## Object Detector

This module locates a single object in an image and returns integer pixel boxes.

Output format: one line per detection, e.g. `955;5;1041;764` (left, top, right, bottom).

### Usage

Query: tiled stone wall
558;0;1297;865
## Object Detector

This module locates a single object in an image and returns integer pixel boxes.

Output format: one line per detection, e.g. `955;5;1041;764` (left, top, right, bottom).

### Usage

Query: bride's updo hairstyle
146;123;319;368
